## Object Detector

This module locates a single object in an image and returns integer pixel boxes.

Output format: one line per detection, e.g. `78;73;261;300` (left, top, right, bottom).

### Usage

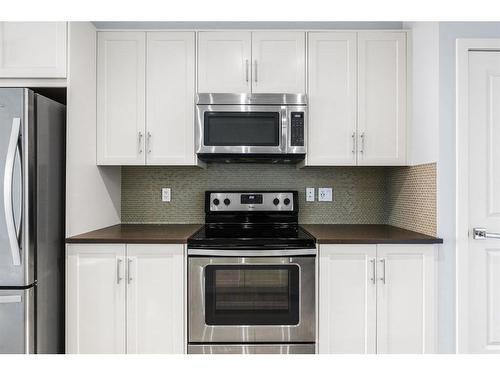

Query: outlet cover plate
162;188;171;202
306;188;315;202
318;187;333;202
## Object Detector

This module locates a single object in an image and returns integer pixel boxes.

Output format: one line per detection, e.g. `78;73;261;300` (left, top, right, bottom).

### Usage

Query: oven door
196;105;286;154
188;256;315;343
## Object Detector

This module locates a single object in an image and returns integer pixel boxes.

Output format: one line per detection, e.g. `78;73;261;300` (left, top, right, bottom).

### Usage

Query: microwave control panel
290;112;305;147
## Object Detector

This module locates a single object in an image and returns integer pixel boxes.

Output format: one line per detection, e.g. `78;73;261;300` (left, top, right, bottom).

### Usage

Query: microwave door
196;105;285;154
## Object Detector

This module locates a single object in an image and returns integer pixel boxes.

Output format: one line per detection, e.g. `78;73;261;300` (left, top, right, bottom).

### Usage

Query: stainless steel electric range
187;191;316;354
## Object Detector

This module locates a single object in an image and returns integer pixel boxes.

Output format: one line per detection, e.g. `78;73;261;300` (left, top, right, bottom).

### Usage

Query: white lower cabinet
319;245;377;354
319;244;437;354
66;243;184;354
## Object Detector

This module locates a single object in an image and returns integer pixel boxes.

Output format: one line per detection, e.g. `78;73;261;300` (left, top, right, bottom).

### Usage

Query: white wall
66;22;121;236
403;22;440;165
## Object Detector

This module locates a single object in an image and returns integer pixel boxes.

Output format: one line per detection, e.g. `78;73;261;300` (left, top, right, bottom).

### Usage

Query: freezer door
0;287;35;354
0;88;33;286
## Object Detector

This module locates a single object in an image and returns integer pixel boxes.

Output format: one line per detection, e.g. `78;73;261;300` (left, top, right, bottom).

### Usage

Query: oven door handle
187;248;316;257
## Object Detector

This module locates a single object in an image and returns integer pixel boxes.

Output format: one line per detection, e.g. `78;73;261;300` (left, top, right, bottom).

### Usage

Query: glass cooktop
188;223;316;249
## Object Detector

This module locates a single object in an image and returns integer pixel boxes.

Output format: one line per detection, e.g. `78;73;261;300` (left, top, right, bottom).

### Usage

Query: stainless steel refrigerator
0;88;65;354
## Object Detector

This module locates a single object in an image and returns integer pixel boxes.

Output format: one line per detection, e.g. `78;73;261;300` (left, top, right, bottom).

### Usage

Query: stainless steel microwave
195;93;307;163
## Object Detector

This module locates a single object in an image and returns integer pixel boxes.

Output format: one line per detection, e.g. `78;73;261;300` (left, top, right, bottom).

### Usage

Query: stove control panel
209;192;295;212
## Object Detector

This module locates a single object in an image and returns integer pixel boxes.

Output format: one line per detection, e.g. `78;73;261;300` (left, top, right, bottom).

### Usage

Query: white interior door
126;244;184;354
466;51;500;353
146;32;195;165
307;32;357;166
251;31;306;93
197;31;251;93
318;245;377;353
376;245;436;354
66;244;126;354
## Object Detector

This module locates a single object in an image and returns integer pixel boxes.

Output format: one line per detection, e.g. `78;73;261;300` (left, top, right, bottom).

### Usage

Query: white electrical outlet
162;188;171;202
318;188;333;202
306;188;315;202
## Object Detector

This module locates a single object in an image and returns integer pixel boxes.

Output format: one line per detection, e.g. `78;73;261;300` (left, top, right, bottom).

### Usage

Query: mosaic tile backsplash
121;163;437;236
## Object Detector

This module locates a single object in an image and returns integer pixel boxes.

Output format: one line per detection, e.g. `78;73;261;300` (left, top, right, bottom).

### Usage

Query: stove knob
223;198;231;206
284;198;291;205
273;198;280;206
213;198;220;206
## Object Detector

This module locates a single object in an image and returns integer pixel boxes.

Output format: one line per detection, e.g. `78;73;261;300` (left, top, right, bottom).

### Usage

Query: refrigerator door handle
3;117;22;266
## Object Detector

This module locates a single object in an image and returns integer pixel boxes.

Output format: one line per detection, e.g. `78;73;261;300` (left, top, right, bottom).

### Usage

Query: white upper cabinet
197;32;251;93
319;245;377;354
251;31;306;93
126;245;184;354
197;31;305;93
97;32;146;165
0;22;67;78
66;244;126;354
357;32;407;165
146;32;195;165
307;32;357;165
376;245;436;354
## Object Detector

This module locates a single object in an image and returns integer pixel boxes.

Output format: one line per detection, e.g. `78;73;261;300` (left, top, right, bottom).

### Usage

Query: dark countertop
301;224;443;244
66;224;202;244
66;223;442;245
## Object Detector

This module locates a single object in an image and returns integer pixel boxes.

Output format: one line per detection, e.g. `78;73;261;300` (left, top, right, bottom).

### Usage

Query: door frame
456;38;500;353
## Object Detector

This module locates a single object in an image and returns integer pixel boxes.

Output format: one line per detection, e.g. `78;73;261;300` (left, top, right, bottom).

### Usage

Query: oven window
204;112;280;146
204;265;299;325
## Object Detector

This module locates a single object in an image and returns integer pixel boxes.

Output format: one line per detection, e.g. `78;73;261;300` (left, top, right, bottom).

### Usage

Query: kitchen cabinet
97;31;196;166
66;244;126;354
251;31;305;93
307;32;357;165
318;244;437;354
126;245;184;354
318;245;377;354
0;22;67;78
66;243;185;354
307;31;407;166
197;31;251;93
146;32;195;165
197;31;305;93
376;245;436;354
97;32;146;165
357;32;407;165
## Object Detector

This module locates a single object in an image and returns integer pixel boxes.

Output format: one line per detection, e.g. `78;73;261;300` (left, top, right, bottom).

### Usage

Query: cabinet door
307;32;357;166
146;32;195;165
358;32;407;165
251;31;306;93
97;32;146;165
319;245;377;354
66;244;126;354
126;244;184;354
197;32;251;93
0;22;67;78
376;245;437;354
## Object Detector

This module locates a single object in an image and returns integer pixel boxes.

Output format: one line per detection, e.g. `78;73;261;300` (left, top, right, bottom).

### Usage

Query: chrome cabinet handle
117;258;123;284
138;131;143;154
473;228;500;240
3;118;22;266
127;258;133;284
254;60;258;83
379;258;386;284
370;258;376;284
245;59;249;82
147;132;152;154
360;132;365;154
352;132;356;155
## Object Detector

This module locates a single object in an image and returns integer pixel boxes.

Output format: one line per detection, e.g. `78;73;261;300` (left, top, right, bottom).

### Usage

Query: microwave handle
281;107;288;152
